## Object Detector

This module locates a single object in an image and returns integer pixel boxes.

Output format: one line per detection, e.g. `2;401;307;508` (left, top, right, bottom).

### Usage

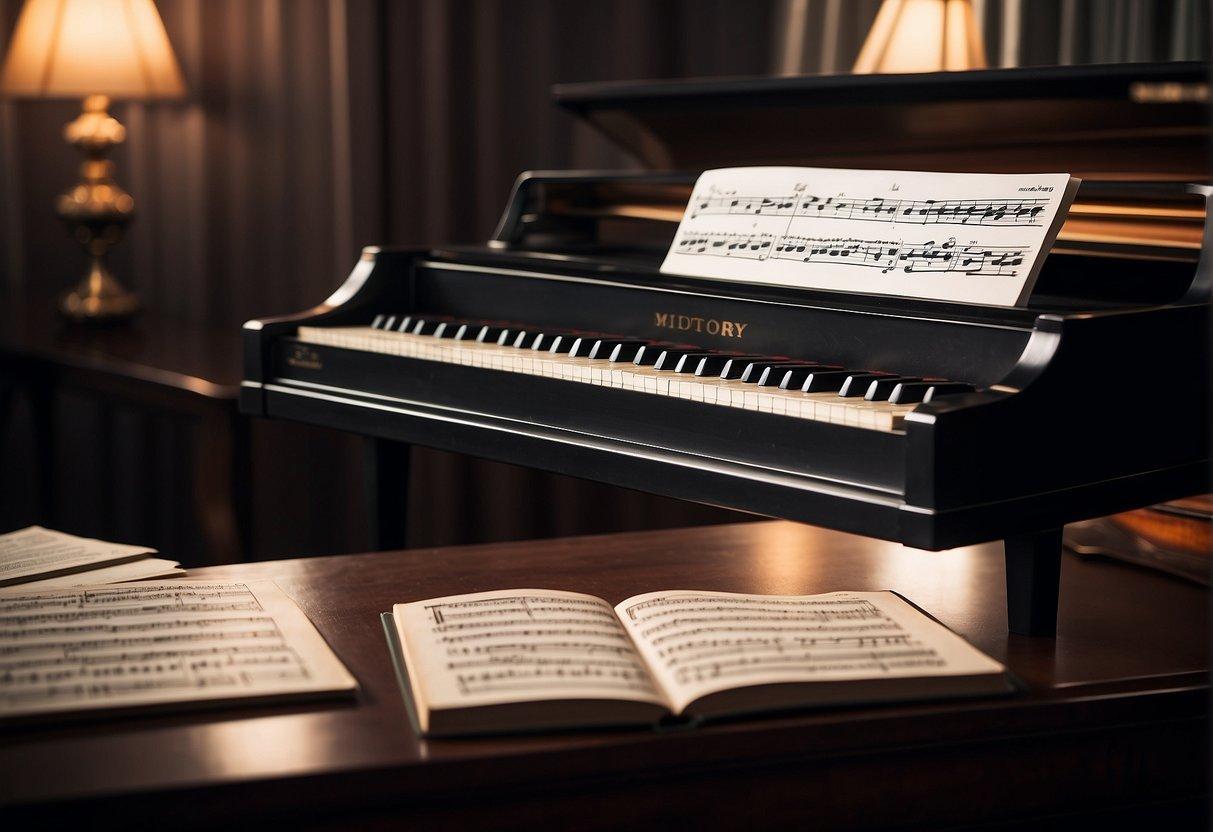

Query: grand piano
241;62;1210;635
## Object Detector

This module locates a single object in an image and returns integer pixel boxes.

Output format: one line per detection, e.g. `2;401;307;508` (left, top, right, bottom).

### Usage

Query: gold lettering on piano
653;312;748;339
287;344;324;370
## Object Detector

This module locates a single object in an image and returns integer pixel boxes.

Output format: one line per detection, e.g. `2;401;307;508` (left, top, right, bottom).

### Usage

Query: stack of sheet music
0;526;185;590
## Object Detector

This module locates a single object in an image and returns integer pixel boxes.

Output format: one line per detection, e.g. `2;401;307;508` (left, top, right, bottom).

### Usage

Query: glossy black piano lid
553;62;1210;180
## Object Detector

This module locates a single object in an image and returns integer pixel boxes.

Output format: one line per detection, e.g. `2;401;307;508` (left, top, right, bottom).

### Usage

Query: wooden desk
2;522;1207;829
0;292;250;563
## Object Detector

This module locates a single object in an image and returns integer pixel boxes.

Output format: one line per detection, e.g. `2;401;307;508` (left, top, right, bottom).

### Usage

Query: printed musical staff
661;167;1075;307
619;592;950;692
412;591;660;699
0;582;357;718
676;232;1027;277
672;232;774;260
690;192;1048;227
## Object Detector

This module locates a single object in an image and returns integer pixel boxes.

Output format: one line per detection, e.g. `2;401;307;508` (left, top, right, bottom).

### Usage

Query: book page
0;526;156;587
616;590;1005;713
394;589;666;711
0;558;185;591
660;167;1079;307
0;581;357;719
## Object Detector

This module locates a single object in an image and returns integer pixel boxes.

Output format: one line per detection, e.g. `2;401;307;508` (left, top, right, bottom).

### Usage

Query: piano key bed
295;315;976;433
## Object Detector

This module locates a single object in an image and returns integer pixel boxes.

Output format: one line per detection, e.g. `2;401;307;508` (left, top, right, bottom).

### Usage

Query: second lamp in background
854;0;987;73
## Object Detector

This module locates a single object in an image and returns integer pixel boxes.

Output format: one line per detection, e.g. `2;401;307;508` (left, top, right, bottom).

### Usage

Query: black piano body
241;63;1210;635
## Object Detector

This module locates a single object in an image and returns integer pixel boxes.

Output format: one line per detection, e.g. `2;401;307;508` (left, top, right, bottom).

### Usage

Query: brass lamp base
56;94;139;324
59;258;141;323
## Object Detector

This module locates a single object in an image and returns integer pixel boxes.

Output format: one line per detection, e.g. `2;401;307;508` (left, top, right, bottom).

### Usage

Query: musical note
663;167;1075;307
679;233;1028;278
690;192;1048;227
618;591;957;693
0;582;357;718
675;232;775;261
406;591;661;699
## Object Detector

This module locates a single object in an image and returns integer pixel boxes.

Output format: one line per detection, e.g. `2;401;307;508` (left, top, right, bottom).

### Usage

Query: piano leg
365;437;411;551
1004;528;1063;636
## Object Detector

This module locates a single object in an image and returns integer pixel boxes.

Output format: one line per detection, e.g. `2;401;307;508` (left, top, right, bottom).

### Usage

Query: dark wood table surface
0;292;250;562
2;521;1207;830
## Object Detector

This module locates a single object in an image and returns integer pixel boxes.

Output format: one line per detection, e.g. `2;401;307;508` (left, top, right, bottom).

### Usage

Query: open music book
382;588;1011;736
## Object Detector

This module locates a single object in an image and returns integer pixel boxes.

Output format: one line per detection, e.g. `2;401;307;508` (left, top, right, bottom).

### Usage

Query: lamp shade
1;0;185;99
854;0;987;74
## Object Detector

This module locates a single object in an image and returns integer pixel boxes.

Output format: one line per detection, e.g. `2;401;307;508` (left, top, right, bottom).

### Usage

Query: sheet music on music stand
660;167;1079;307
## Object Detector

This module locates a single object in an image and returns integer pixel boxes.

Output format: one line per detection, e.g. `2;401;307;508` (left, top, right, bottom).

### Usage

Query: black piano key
632;345;663;366
838;372;894;397
771;364;835;389
395;315;414;333
633;342;697;366
410;318;446;336
545;334;576;354
864;376;924;401
566;336;597;358
511;330;543;349
529;333;561;352
588;339;647;361
673;352;725;373
888;382;937;405
719;357;775;380
433;321;468;339
737;360;800;384
799;369;859;393
607;341;650;363
693;354;760;377
921;382;976;403
475;325;513;345
371;314;386;329
654;350;713;372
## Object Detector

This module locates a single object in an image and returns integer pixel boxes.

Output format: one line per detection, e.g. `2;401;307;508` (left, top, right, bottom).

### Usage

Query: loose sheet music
616;590;1005;712
2;557;185;590
660;167;1079;307
0;581;357;719
0;526;156;587
393;589;665;710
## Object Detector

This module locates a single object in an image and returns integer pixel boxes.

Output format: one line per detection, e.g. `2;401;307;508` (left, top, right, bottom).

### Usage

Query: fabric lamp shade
854;0;987;74
1;0;185;99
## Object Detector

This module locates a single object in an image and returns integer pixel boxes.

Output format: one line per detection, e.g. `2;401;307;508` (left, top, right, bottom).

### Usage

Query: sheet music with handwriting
0;581;357;720
660;167;1079;307
393;589;665;711
616;590;1005;713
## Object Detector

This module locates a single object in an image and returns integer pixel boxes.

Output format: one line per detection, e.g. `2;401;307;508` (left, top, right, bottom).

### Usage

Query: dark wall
0;0;1206;563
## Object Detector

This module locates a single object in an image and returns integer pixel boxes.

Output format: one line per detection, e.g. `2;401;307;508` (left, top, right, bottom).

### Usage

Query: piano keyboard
295;315;977;432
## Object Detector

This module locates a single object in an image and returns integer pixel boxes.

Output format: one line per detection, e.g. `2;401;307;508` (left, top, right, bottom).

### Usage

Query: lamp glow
854;0;987;74
0;0;186;322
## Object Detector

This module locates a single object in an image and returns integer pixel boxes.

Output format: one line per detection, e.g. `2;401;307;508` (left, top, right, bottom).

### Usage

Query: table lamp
854;0;987;74
0;0;185;322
